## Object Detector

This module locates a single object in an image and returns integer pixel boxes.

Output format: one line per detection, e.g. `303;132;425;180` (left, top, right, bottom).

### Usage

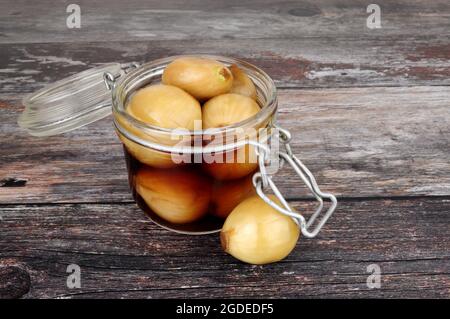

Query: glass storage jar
19;55;337;237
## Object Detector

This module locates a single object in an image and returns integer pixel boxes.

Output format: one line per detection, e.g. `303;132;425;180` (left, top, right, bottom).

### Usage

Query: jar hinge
250;125;337;238
103;62;140;90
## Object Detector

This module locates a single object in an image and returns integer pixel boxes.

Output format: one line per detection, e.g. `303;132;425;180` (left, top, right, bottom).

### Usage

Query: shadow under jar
112;56;278;234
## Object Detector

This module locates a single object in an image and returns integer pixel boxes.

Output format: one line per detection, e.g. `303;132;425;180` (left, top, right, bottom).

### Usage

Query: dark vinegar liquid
124;146;257;234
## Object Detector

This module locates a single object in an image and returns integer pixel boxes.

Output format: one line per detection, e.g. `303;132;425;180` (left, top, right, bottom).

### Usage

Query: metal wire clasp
251;125;337;238
104;62;140;90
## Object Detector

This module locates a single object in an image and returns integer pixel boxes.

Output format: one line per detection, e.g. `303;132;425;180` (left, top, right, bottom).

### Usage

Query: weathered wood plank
276;86;450;198
1;38;450;95
0;198;449;298
1;86;449;203
0;0;449;44
1;0;448;301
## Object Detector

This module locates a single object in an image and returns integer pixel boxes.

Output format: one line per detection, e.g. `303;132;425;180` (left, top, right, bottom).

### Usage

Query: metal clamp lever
251;126;337;238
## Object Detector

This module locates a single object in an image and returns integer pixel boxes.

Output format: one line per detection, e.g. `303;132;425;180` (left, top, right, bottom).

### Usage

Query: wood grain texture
0;265;31;299
0;0;449;44
0;198;449;298
1;37;450;96
1;86;449;203
1;0;449;300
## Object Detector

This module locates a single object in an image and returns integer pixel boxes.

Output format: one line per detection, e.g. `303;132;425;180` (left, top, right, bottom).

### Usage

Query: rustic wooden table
0;0;449;299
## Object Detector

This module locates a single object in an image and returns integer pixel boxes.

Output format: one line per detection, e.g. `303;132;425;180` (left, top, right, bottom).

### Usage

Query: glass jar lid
18;63;125;136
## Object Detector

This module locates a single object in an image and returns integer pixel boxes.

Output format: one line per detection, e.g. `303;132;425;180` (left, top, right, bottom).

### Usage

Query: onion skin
202;145;258;181
119;84;201;168
202;93;260;129
230;64;257;100
162;57;233;100
119;134;180;169
210;175;256;219
221;195;300;265
127;84;201;130
135;167;212;224
201;93;260;180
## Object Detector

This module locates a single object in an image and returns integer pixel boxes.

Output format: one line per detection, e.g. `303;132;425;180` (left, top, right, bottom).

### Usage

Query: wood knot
0;266;31;299
0;178;27;187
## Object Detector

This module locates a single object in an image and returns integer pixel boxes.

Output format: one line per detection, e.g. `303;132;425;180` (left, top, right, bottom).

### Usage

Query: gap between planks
2;194;450;207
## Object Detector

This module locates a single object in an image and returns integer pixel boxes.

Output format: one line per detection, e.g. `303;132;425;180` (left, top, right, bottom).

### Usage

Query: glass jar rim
112;54;278;138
